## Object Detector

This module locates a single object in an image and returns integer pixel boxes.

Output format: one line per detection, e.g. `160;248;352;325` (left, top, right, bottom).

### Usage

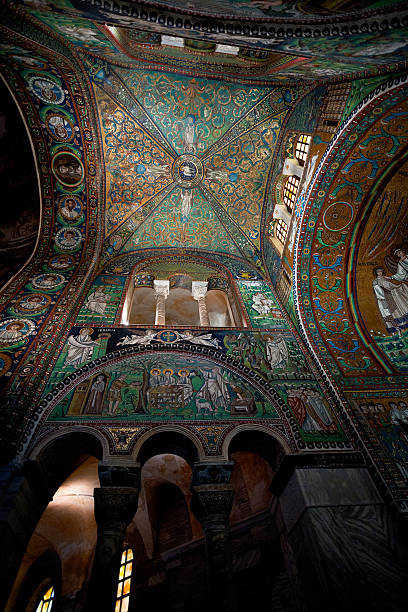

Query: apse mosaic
354;159;408;372
296;77;408;383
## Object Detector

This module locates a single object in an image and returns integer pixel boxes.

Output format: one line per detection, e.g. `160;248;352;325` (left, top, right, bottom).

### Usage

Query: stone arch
29;429;104;494
134;427;202;466
222;423;289;466
29;426;109;464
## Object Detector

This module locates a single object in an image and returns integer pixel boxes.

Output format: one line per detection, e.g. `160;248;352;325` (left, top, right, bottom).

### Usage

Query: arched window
116;547;133;612
282;175;300;213
35;585;55;611
295;133;311;165
275;219;289;245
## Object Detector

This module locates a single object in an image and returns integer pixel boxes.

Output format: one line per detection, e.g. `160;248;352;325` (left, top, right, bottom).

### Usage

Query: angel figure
117;330;157;346
179;330;220;348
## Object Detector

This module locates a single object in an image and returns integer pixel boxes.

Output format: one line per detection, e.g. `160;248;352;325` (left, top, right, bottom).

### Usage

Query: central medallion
172;154;204;188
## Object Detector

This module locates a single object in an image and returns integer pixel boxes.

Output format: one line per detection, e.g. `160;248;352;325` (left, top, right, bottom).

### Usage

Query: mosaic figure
16;294;49;313
0;318;34;345
372;267;408;336
64;328;100;368
52;152;84;187
59;197;82;222
106;375;128;416
55;228;82;251
27;75;65;104
183;115;196;153
83;375;107;415
179;330;220;348
117;330;157;346
56;24;102;44
252;293;274;315
265;336;289;369
47;113;73;141
48;254;74;270
32;273;65;290
85;286;111;315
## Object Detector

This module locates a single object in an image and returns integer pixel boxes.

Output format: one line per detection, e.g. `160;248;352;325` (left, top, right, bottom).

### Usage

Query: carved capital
191;485;234;528
153;279;169;299
98;462;141;489
94;487;140;530
191;280;208;300
192;461;234;486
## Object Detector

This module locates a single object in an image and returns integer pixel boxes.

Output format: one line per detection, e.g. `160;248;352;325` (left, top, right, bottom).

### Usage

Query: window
283;175;300;213
35;586;54;612
116;547;133;612
275;219;289;244
295;134;311;165
317;83;351;134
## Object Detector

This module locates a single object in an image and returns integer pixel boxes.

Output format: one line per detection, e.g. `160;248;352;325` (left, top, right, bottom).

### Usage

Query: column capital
98;461;141;489
93;487;140;529
153;279;169;299
191;462;234;527
192;280;208;300
191;461;234;487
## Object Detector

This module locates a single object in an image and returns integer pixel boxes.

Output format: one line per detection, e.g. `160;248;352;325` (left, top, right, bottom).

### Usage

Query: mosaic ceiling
0;0;408;509
92;63;295;263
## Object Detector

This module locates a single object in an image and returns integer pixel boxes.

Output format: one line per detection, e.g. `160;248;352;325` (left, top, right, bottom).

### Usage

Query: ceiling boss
172;154;204;188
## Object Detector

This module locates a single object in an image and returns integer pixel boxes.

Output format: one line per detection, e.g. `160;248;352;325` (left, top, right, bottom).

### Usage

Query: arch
222;424;290;466
102;250;250;328
134;427;203;465
29;429;104;493
293;75;408;387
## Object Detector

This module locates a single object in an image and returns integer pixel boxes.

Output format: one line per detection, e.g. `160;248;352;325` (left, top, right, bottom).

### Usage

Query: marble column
271;455;408;612
153;280;169;326
192;281;210;326
191;461;235;611
85;462;141;612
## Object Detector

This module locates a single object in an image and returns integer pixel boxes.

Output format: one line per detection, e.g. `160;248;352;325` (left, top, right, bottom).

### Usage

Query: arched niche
166;273;200;326
224;427;287;469
31;430;104;493
129;286;156;325
146;481;193;553
229;451;274;524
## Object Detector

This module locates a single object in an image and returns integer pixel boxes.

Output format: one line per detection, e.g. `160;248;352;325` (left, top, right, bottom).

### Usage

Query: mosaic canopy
92;62;296;265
